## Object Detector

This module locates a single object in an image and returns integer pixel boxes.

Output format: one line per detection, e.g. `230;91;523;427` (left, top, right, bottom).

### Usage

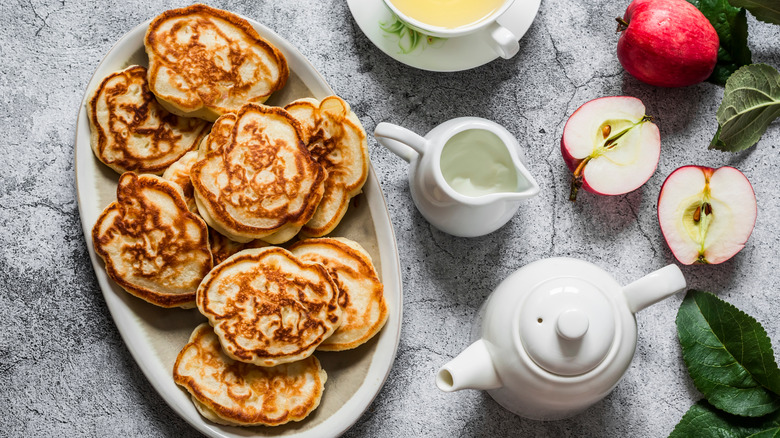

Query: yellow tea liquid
389;0;506;29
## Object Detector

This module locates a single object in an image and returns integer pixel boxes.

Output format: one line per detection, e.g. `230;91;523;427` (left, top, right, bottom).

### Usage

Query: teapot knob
556;309;589;340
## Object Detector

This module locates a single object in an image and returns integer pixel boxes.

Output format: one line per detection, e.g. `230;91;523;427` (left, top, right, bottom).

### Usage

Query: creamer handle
374;122;428;163
623;264;687;314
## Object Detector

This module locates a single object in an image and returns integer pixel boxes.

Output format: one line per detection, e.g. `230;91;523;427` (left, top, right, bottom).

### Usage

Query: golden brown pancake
208;232;268;266
197;247;341;366
285;96;369;237
161;150;199;213
92;172;213;308
198;113;237;157
87;65;209;174
290;238;387;351
191;103;325;244
145;4;289;121
160;147;269;264
174;323;327;426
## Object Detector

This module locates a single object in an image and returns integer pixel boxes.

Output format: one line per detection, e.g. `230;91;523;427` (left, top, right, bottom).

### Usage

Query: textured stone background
1;0;779;437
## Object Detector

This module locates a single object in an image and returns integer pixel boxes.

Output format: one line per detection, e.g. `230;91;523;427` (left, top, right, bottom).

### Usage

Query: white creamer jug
436;257;686;420
374;117;540;237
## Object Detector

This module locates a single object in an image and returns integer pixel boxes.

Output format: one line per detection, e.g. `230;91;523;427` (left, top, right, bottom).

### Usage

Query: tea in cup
383;0;520;59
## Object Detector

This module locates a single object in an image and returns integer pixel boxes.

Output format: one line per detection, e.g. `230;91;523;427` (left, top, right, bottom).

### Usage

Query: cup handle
374;122;428;163
485;21;519;59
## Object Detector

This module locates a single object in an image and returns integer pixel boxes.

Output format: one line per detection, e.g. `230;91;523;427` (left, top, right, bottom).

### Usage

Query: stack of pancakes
87;4;385;427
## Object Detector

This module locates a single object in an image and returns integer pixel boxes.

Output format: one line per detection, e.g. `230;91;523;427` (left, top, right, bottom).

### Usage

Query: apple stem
569;158;591;202
570;178;582;202
615;17;629;33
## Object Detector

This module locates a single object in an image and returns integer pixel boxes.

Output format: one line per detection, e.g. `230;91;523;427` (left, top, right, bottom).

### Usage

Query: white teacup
383;0;520;59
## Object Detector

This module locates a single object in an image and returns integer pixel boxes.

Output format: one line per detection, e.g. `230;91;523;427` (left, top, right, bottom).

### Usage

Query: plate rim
74;14;403;438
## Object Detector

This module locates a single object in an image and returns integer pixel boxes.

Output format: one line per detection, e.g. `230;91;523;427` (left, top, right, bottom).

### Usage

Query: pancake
161;150;199;213
160;148;268;264
209;232;268;266
174;323;327;426
145;4;289;122
290;238;387;351
92;172;213;308
197;247;341;366
191;103;325;244
87;65;210;174
285;96;369;237
198;113;237;157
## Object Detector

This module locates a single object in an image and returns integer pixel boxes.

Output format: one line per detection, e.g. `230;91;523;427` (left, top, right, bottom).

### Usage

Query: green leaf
729;0;780;25
747;429;780;438
670;400;780;438
687;0;752;85
710;64;780;152
711;125;727;149
676;290;780;417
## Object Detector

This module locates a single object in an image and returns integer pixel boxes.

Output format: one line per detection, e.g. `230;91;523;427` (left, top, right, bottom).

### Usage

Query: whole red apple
616;0;719;87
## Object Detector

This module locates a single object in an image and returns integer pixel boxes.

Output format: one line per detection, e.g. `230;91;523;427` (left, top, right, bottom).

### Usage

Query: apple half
561;96;661;201
658;166;757;265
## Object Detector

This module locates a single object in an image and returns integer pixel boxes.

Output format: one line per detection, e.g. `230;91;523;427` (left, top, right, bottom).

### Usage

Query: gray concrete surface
2;0;779;437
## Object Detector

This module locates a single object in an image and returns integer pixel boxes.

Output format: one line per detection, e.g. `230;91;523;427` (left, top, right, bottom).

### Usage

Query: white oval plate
75;15;403;438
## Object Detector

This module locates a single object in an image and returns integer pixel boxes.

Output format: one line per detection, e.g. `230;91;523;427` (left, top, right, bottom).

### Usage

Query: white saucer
347;0;541;72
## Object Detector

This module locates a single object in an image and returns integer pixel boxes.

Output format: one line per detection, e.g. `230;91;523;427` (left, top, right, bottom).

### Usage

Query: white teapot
436;257;686;420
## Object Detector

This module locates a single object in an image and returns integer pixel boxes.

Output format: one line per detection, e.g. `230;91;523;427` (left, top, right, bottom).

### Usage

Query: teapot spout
436;339;502;392
623;264;687;314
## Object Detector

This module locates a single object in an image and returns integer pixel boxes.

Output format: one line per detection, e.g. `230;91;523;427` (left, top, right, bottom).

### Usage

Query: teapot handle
374;122;428;163
623;264;687;314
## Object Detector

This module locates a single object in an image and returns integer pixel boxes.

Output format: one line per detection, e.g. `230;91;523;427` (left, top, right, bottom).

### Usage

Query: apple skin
657;165;757;265
617;0;719;87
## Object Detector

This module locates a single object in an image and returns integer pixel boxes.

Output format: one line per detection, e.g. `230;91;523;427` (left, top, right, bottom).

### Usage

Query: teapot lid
519;276;616;376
